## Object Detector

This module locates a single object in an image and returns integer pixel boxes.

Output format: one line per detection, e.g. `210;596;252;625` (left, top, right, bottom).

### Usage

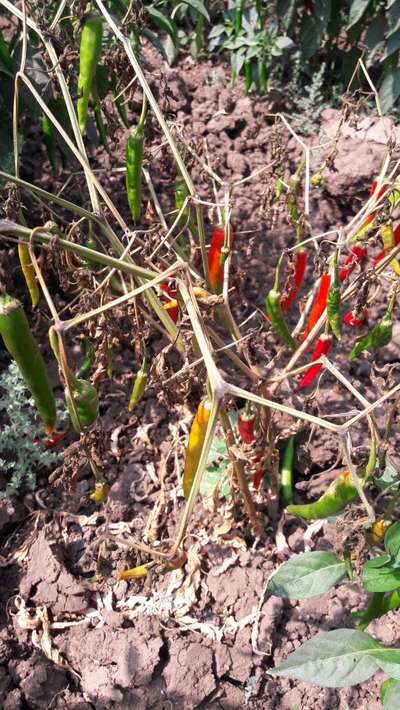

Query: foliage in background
0;362;60;498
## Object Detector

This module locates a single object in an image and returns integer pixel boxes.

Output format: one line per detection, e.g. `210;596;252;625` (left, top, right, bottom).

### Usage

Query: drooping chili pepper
117;564;149;581
0;294;56;433
77;14;103;134
280;436;294;506
265;258;296;351
244;59;253;94
375;224;400;264
90;482;109;503
348;291;396;361
208;224;234;295
252;467;264;490
357;180;389;235
183;398;212;500
343;308;368;327
18;242;40;309
281;249;308;311
339;245;367;281
77;338;95;378
378;222;400;276
92;80;111;155
44;430;66;449
298;333;332;390
174;177;198;243
42;114;56;171
160;281;178;323
258;57;267;92
365;519;392;547
286;470;358;519
65;372;99;433
126;98;146;224
238;411;256;444
302;273;331;341
128;346;148;412
326;259;341;341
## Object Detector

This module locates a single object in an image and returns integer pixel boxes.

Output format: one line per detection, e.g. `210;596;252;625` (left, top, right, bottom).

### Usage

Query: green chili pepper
174;177;199;240
18;242;39;309
92;80;111;155
77;339;95;378
128;347;148;411
126;97;147;224
244;59;253;94
280;436;294;506
349;291;396;361
77;14;103;134
286;470;358;519
265;258;296;351
327;258;341;341
0;294;56;433
258;57;267;92
42;113;56;170
65;372;99;433
111;76;130;128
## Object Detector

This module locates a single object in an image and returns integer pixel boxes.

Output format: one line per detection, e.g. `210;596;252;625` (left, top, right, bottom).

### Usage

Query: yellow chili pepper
366;519;392;547
89;482;109;503
18;243;39;308
183;398;212;500
380;223;400;276
117;564;149;581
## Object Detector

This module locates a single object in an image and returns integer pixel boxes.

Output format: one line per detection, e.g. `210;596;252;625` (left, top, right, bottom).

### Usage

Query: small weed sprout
0;362;60;498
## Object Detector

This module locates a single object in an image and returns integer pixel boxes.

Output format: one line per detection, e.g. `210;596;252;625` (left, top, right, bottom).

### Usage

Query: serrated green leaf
347;0;371;29
270;629;381;688
383;680;400;708
267;551;347;600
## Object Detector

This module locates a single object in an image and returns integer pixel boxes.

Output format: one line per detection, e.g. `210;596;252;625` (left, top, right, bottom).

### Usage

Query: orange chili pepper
183;398;212;499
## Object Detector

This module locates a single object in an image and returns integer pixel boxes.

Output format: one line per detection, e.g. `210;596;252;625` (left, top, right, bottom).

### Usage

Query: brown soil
1;44;399;710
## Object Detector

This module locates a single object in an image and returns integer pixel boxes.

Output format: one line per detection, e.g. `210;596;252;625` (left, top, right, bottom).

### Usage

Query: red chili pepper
374;223;400;265
160;282;178;323
302;273;331;341
238;414;256;444
299;333;332;389
305;0;313;13
343;308;368;327
339;245;367;281
359;181;389;232
252;468;264;490
208;225;234;294
281;249;308;311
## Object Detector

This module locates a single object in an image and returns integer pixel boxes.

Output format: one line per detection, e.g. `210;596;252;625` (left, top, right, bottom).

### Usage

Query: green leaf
362;556;400;593
299;1;331;61
364;13;385;62
276;0;297;31
379;66;400;113
385;522;400;562
347;0;371;29
147;7;178;43
267;551;347;600
372;648;400;680
388;1;400;36
382;31;400;61
383;680;400;708
270;629;381;687
200;463;231;499
181;0;210;21
376;457;400;492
